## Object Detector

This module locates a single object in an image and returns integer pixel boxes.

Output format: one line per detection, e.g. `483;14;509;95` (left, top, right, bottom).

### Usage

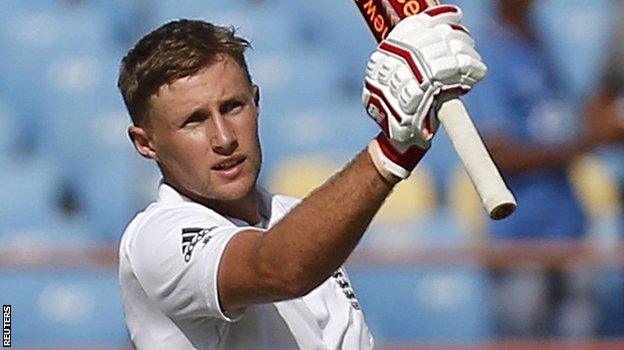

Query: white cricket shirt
118;182;374;350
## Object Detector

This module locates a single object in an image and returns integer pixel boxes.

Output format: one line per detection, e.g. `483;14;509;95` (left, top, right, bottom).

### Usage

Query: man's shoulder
271;193;301;210
119;200;231;253
138;199;225;226
260;189;301;216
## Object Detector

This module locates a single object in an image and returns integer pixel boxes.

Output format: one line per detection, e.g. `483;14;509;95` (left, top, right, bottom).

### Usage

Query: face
131;55;261;204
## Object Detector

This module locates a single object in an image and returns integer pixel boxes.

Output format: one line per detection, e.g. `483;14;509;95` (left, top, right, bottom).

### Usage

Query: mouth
212;155;246;177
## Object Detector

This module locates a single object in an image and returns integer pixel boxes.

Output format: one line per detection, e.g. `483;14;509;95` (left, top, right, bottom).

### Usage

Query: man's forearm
257;150;398;295
487;136;587;175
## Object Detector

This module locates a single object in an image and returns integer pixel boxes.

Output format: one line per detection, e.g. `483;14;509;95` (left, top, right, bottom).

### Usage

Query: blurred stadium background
1;0;623;349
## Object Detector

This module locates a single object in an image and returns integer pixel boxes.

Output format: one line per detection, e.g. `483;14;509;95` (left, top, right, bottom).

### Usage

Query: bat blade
353;0;439;41
352;0;517;220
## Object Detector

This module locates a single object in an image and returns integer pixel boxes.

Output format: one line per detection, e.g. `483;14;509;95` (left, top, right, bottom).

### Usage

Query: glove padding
363;5;487;181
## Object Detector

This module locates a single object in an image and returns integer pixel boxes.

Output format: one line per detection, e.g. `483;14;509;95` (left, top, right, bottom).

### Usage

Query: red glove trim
376;133;427;172
378;42;425;84
449;23;470;35
424;5;460;17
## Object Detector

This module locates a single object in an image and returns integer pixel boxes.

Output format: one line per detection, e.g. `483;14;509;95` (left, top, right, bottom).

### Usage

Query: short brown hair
118;19;252;126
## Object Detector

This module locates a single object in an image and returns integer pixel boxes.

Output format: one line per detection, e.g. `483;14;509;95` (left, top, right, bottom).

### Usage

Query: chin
209;175;256;202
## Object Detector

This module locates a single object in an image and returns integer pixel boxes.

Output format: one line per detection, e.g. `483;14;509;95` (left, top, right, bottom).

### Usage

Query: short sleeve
127;205;250;322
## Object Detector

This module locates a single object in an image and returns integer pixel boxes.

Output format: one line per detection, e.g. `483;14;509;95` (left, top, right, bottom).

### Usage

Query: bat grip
438;98;517;220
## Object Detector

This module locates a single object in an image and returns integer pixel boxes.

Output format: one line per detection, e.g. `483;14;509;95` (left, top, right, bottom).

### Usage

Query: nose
210;114;238;155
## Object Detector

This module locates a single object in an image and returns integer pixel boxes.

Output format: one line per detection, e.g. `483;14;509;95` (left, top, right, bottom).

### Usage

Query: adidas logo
181;227;217;263
332;269;361;310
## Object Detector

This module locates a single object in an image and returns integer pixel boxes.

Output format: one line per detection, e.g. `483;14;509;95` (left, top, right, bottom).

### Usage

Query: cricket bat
353;0;517;220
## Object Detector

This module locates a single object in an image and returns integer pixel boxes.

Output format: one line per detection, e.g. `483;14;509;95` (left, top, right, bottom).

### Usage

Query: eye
221;100;245;115
181;111;208;127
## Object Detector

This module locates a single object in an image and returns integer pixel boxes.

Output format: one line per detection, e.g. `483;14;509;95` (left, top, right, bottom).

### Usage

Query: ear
128;126;158;161
252;84;260;107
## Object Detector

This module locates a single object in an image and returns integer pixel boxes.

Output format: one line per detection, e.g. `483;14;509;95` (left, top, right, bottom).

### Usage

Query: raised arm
219;150;398;309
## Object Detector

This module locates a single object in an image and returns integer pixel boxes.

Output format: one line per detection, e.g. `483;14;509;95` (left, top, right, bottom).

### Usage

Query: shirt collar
156;180;273;228
157;180;194;204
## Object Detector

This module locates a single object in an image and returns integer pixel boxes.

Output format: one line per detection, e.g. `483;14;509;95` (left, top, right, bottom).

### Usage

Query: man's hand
362;5;486;181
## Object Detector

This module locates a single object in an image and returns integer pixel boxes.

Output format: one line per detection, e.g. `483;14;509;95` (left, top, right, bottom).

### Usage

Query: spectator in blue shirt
466;0;624;338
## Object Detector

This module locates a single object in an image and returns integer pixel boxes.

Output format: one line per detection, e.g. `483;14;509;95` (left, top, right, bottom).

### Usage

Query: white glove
363;5;487;181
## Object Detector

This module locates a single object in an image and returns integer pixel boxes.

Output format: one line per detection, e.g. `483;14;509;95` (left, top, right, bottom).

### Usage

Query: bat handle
437;98;517;220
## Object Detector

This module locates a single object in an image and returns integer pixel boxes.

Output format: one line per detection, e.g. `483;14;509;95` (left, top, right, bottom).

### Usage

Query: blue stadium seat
38;46;141;240
0;5;65;149
75;139;143;242
41;49;123;164
0;2;119;152
0;269;129;346
349;266;492;342
0;156;62;235
59;103;141;242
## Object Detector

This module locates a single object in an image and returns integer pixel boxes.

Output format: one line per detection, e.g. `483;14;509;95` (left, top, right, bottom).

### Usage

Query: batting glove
363;5;487;181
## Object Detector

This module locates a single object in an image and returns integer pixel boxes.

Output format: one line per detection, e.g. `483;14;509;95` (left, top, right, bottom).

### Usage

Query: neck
205;189;263;225
165;180;262;225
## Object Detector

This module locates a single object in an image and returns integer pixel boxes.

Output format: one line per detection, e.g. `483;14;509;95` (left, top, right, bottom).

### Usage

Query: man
117;6;485;349
465;0;624;338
